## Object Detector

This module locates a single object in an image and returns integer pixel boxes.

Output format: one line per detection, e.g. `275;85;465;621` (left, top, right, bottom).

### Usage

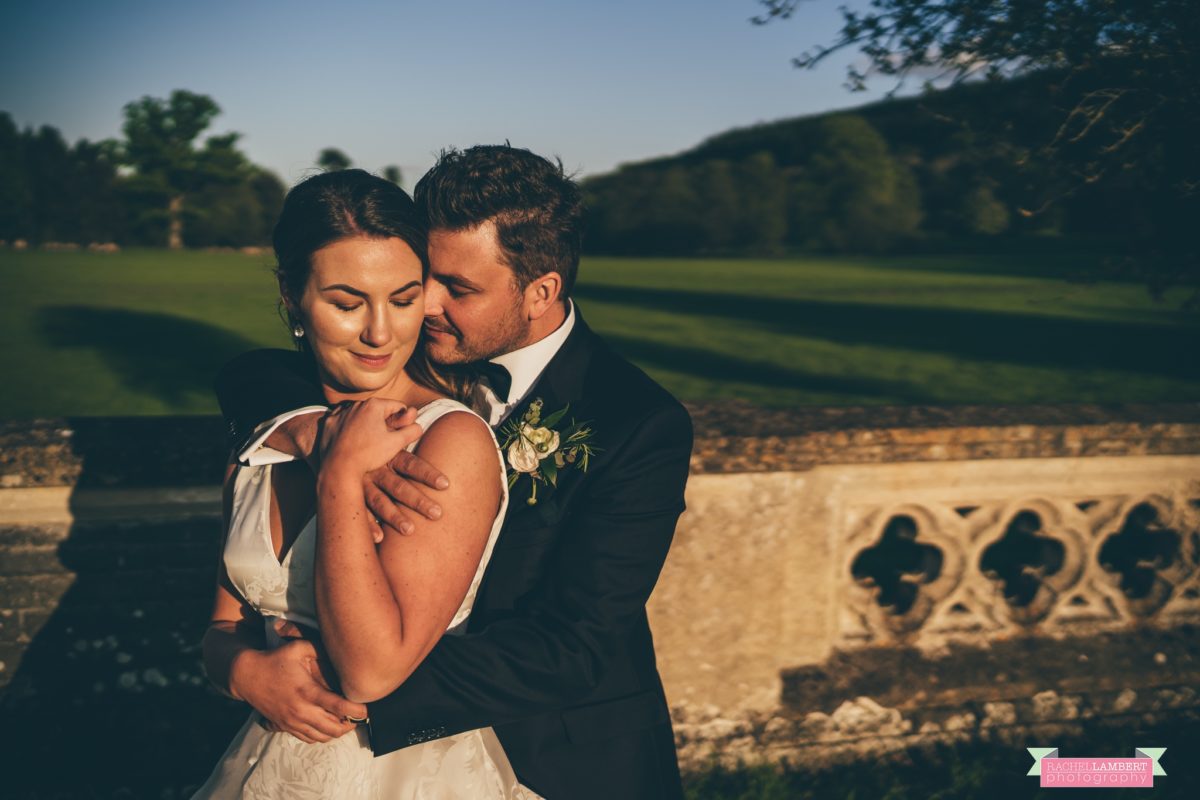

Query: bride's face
290;235;425;397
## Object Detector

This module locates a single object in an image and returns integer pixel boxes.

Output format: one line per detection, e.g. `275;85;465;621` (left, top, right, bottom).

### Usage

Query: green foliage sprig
497;399;599;506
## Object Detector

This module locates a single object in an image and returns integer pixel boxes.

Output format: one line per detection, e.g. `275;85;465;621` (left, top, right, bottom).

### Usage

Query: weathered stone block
0;574;75;609
0;545;64;576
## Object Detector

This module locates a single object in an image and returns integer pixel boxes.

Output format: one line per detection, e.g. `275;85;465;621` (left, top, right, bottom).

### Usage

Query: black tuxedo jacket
216;315;693;799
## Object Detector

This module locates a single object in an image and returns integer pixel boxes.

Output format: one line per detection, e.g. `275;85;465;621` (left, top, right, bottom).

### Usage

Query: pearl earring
292;323;305;338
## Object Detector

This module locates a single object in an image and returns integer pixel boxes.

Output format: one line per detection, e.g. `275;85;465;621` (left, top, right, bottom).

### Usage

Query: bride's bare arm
202;464;366;742
259;407;451;539
315;405;502;704
201;463;262;699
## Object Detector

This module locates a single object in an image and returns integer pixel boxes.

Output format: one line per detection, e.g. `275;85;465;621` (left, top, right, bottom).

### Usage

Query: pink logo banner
1028;748;1166;789
1041;758;1153;788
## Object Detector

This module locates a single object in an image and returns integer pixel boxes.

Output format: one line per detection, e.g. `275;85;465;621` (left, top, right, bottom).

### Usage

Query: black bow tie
475;361;512;403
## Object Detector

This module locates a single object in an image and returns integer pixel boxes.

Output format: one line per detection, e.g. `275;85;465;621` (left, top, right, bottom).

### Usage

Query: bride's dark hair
273;169;473;402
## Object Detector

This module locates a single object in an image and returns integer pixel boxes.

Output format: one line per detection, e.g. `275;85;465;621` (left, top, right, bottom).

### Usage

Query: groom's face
423;221;532;364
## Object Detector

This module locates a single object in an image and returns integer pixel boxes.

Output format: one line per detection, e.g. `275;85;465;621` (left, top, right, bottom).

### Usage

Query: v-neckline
259;463;314;567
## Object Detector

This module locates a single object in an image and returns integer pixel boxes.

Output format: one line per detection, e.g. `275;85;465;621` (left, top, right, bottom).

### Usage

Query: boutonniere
498;398;599;505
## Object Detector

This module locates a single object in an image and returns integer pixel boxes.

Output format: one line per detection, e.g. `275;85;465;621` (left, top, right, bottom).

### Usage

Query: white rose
521;423;560;459
507;437;540;473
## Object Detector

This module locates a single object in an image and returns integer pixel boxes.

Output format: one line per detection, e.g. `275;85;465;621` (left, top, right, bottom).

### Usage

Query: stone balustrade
1;403;1198;792
657;402;1200;769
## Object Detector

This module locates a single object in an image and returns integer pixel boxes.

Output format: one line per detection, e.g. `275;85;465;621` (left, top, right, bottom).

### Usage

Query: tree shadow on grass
851;241;1134;282
38;305;264;407
575;286;1200;381
600;333;936;404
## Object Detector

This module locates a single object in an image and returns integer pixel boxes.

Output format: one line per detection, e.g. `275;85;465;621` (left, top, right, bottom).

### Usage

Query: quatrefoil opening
1099;501;1185;617
851;514;944;627
980;509;1066;624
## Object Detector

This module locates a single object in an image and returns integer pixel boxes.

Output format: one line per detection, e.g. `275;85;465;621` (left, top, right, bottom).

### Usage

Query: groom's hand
363;412;450;543
318;402;445;542
230;629;367;744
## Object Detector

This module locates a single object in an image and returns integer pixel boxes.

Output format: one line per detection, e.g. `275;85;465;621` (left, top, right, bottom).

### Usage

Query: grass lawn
1;248;1197;417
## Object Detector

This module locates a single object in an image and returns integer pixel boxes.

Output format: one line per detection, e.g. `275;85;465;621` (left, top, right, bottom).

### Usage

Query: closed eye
432;274;478;299
334;303;362;312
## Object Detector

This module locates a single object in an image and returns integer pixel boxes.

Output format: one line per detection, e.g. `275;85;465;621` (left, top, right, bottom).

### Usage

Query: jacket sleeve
365;400;693;754
214;349;325;450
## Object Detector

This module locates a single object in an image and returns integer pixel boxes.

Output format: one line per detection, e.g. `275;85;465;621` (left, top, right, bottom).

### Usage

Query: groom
216;145;693;799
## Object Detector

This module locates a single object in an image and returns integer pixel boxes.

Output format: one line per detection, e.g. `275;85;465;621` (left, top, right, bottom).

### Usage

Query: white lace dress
192;399;541;799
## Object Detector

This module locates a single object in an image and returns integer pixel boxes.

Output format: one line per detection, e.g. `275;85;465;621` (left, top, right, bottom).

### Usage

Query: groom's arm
365;400;693;753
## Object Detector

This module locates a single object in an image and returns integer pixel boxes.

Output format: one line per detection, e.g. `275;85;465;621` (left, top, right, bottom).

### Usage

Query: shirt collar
489;299;575;408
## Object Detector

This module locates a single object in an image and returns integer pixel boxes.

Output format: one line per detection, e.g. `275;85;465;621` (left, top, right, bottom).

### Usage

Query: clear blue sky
1;0;895;187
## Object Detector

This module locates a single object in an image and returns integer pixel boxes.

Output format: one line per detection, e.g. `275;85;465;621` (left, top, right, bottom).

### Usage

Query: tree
960;182;1010;236
247;169;286;242
732;151;787;252
788;116;922;251
318;148;352;171
754;0;1199;302
68;138;124;244
382;165;403;186
119;90;244;249
26;126;79;243
581;167;676;254
0;117;124;244
694;160;741;251
0;114;32;241
185;167;285;247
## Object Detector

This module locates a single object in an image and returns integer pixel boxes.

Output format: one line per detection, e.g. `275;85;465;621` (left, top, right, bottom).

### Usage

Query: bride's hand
319;398;423;479
231;635;367;744
272;620;343;694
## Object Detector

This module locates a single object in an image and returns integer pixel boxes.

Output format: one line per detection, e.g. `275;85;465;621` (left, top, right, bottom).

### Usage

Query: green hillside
583;70;1180;262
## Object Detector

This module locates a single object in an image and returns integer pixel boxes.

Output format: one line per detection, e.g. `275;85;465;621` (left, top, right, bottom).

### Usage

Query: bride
192;169;538;798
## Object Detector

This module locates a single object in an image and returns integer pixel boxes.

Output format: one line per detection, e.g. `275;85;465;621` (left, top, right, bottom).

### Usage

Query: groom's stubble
423;297;530;365
422;223;534;365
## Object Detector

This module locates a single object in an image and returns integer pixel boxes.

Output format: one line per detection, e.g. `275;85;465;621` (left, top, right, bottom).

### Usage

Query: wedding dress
192;399;540;799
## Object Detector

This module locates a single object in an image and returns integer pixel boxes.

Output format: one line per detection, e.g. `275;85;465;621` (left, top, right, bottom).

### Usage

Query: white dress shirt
479;300;575;427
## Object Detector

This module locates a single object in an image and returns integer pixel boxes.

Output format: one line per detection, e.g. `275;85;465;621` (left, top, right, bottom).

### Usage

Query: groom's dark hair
414;144;584;298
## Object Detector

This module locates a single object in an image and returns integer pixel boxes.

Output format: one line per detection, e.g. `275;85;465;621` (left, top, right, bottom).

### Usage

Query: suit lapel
466;315;599;630
495;313;599;529
498;314;596;431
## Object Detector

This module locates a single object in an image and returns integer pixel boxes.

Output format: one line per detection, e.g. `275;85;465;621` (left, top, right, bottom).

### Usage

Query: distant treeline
583;70;1186;256
0;110;284;249
3;74;1189;263
0;93;400;251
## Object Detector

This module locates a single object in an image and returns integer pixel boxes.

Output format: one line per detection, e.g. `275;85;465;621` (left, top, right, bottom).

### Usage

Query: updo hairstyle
272;169;470;402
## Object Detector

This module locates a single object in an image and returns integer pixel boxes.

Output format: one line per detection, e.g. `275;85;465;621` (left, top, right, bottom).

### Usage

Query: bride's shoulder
415;396;487;426
415;398;495;447
413;402;501;492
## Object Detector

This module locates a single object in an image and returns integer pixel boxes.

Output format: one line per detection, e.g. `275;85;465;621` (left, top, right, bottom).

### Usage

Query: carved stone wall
831;457;1200;647
1;405;1199;790
654;451;1200;770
